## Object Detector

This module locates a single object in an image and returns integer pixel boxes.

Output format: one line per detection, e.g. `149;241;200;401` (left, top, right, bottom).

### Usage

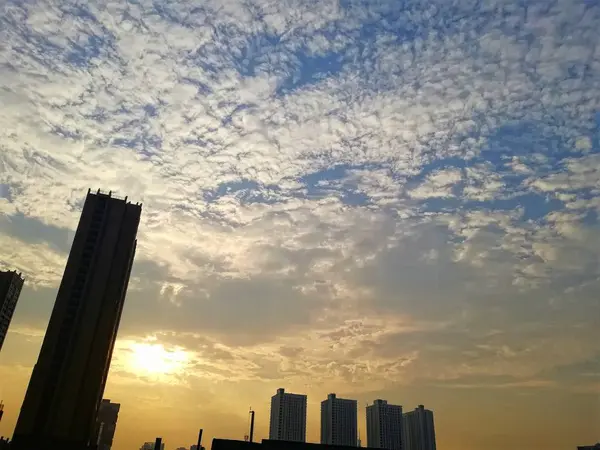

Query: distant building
269;388;308;442
11;190;142;450
402;405;436;450
0;270;24;351
321;393;358;447
141;443;165;450
93;399;120;450
578;445;600;450
213;438;374;450
176;447;189;450
366;399;403;450
141;441;165;450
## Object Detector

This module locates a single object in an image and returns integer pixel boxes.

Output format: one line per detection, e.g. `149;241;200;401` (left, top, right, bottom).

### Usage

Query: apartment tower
93;399;120;450
269;388;308;442
12;190;141;450
0;270;24;351
321;393;357;447
366;399;403;450
402;405;436;450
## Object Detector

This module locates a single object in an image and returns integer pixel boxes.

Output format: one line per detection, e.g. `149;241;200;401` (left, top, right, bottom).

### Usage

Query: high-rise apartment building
269;388;308;442
93;399;120;450
12;190;141;450
402;405;436;450
321;393;357;447
0;270;24;351
366;400;403;450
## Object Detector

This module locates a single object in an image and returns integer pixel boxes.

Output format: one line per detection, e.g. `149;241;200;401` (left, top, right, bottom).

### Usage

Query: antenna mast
249;407;255;443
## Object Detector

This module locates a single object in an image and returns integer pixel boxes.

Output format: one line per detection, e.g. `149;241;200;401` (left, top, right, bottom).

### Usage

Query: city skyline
0;0;599;449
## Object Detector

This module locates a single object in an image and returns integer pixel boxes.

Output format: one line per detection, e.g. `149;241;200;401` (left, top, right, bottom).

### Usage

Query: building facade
269;388;308;442
0;270;24;351
402;405;436;450
366;400;403;450
93;399;120;450
321;394;358;447
12;190;142;450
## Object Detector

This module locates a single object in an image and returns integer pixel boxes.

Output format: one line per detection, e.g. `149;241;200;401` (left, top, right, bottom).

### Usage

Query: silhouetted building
366;400;402;450
141;442;162;450
0;270;24;351
578;445;600;450
213;439;375;450
321;394;358;447
402;405;436;450
12;190;142;450
93;399;120;450
270;388;308;442
0;437;10;450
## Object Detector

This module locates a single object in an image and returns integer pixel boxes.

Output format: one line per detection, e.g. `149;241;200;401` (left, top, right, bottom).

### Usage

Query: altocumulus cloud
0;0;599;391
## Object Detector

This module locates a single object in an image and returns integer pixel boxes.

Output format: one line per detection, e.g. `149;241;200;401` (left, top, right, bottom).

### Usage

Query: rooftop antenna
196;428;203;450
245;407;255;443
250;408;255;443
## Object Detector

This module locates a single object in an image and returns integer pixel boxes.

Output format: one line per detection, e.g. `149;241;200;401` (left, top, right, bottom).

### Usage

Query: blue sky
0;0;599;449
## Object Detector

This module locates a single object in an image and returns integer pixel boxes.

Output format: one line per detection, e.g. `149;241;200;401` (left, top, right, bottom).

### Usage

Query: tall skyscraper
402;405;436;450
93;399;120;450
366;399;403;450
12;190;142;450
269;388;308;442
0;270;24;351
321;393;357;447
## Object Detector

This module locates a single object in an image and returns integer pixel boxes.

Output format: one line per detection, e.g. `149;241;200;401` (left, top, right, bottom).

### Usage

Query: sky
0;0;599;449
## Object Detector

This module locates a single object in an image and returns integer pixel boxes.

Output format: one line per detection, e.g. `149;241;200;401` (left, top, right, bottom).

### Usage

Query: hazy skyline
0;0;599;449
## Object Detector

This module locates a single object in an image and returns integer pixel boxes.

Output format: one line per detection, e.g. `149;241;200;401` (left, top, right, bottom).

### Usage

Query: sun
128;342;189;376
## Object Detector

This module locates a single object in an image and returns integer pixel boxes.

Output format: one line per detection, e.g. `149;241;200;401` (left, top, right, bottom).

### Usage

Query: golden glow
127;342;189;376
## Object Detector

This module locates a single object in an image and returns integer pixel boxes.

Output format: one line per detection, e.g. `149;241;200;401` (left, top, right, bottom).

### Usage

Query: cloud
0;0;599;411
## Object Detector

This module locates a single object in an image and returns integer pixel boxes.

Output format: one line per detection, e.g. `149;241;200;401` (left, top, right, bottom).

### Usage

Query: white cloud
0;0;599;396
409;169;462;199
